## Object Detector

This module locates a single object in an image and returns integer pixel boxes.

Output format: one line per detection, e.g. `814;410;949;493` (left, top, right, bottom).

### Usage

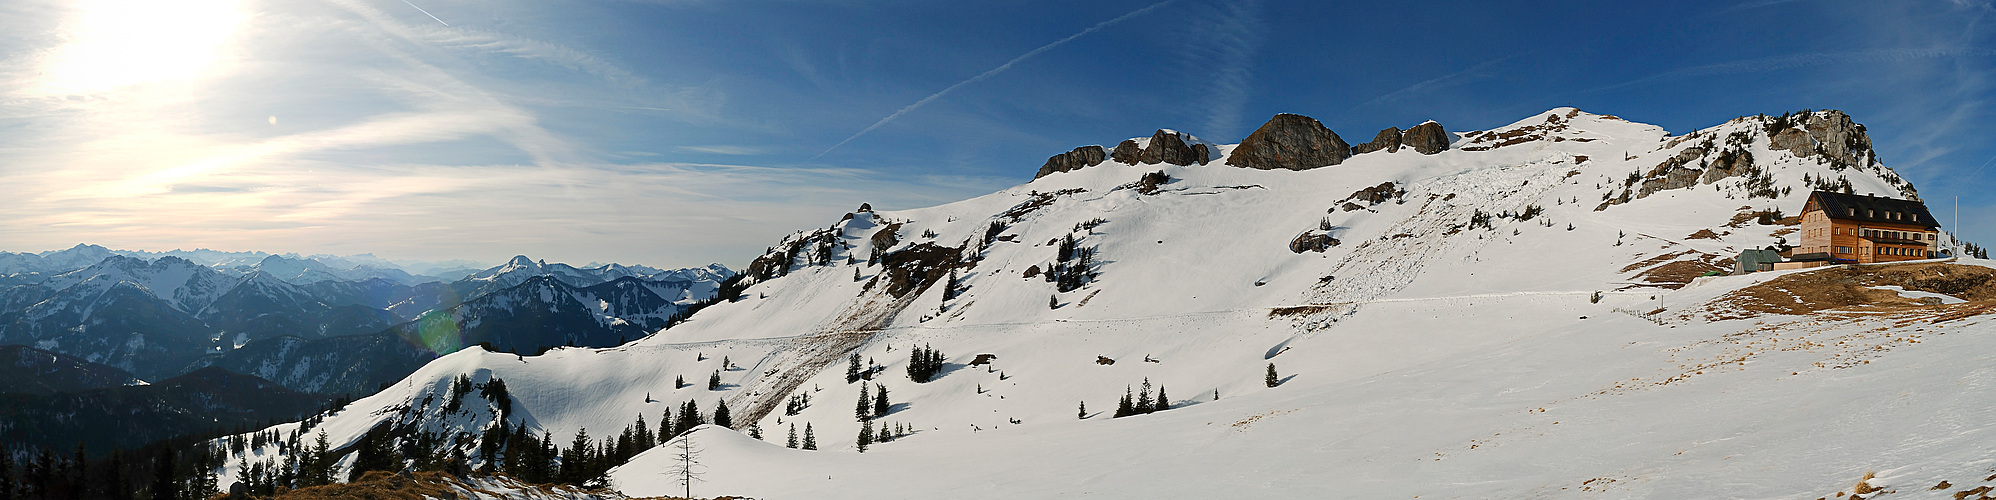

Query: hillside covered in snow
205;108;1996;499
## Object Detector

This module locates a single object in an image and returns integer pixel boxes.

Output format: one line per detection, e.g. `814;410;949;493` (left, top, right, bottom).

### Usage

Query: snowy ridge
209;108;1996;499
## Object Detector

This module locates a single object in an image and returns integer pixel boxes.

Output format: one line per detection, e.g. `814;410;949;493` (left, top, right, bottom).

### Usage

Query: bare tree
666;433;706;498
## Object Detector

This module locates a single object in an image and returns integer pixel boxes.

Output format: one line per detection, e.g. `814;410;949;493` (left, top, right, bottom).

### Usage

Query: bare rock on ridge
1138;129;1203;166
1402;121;1450;155
1035;145;1108;179
1353;127;1403;154
1225;113;1351;171
1110;139;1143;164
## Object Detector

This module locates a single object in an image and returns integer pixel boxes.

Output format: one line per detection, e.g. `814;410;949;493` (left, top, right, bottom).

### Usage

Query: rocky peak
1034;145;1107;179
1402;121;1450;155
1137;129;1206;166
1110;139;1142;164
1768;110;1874;169
1225;113;1351;171
1353;127;1403;154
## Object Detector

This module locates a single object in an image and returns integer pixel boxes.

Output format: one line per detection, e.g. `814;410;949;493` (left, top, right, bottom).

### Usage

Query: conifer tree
873;383;889;417
856;383;872;421
1;450;14;500
846;353;862;383
676;400;703;435
1135;378;1153;414
675;375;686;389
786;424;798;448
1266;363;1280;387
877;425;891;443
714;400;733;428
1154;385;1169;412
635;414;654;449
1116;386;1133;418
857;420;872;452
721;356;731;369
150;449;176;500
708;370;721;390
802;424;817;450
659;408;673;442
1079;400;1087;419
748;422;763;440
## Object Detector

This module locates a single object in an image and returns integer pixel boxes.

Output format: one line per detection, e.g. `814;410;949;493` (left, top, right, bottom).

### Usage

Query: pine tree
1266;363;1280;387
846;353;862;383
802;424;817;450
714;400;732;428
659;408;674;442
149;449;175;500
1115;386;1133;418
721;356;730;369
876;425;891;443
857;420;872;452
675;375;686;389
1154;385;1169;412
873;383;890;417
748;422;763;440
856;383;872;421
1078;400;1087;419
708;370;722;390
675;400;703;435
1050;294;1059;309
1;449;15;500
635;414;654;449
1135;378;1153;414
786;424;798;448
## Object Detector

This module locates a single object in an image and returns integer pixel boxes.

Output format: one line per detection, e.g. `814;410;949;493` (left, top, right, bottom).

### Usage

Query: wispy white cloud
1188;0;1264;140
677;145;764;155
1591;47;1996;92
814;0;1177;158
1354;55;1517;111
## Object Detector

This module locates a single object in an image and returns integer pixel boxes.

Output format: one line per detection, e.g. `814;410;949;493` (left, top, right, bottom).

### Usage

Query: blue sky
2;0;1991;269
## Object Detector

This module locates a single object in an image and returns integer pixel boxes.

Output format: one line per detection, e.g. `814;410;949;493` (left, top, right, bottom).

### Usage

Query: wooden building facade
1794;190;1941;264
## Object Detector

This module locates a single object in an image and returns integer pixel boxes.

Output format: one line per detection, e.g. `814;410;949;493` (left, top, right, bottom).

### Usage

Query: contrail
399;0;450;26
814;0;1174;159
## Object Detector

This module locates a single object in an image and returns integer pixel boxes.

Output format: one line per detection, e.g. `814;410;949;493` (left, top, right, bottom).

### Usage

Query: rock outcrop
1110;139;1142;164
1352;127;1402;154
1225;113;1350;171
1288;230;1340;253
1768;110;1874;169
1137;129;1204;166
1034;145;1107;179
1402;121;1450;154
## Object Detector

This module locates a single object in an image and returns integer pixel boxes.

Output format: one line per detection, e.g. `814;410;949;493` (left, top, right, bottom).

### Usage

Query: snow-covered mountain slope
230;254;428;286
0;243;117;276
452;256;733;305
210;109;1996;499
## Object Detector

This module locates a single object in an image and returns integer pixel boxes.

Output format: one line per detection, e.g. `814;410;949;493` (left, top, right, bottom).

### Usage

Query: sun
35;0;248;96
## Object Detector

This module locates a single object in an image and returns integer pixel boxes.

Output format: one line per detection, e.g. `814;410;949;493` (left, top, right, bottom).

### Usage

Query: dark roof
1806;190;1940;228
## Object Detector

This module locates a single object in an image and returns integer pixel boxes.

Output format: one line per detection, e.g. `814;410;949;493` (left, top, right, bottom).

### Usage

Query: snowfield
215;109;1996;499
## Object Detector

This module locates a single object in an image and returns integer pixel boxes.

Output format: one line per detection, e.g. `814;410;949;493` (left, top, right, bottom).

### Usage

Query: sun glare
37;0;247;96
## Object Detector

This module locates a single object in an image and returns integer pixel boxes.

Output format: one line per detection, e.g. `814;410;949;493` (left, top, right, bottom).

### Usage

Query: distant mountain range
0;248;732;395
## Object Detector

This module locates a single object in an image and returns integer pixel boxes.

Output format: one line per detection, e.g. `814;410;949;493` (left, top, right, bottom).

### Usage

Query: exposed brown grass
1705;263;1996;318
1638;260;1729;288
1686;228;1722;240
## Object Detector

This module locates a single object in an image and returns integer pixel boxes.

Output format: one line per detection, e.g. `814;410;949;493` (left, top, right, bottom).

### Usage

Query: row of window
1847;207;1919;223
1830;246;1927;257
1825;227;1934;241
